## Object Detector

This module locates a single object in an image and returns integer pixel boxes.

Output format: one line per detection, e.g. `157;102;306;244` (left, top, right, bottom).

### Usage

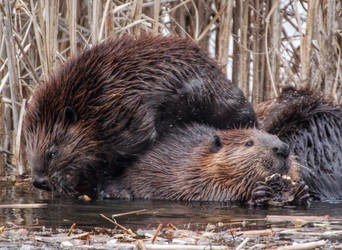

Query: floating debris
0;216;341;249
0;204;47;209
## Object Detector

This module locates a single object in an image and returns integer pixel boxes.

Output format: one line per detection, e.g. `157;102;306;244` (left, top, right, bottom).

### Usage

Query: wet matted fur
103;124;297;202
257;87;342;200
24;35;257;198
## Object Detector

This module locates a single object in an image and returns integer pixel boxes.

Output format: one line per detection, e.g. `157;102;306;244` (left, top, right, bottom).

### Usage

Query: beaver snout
272;142;290;158
32;177;52;191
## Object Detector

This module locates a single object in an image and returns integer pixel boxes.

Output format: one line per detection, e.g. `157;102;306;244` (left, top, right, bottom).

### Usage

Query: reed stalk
68;0;77;56
300;0;318;88
0;0;341;175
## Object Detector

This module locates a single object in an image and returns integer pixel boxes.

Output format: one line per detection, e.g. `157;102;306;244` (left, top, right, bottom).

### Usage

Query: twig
197;1;227;42
167;223;177;230
236;237;249;250
142;245;228;250
99;213;136;237
0;204;47;208
239;229;275;236
266;215;329;223
112;209;147;218
277;240;327;250
152;224;163;244
167;0;192;13
69;232;90;240
67;223;76;236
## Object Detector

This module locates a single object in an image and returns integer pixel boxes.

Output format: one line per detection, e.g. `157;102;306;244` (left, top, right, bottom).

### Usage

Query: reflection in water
1;183;342;231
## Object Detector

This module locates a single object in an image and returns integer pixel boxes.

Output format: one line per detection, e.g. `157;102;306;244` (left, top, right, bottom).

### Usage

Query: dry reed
0;0;341;175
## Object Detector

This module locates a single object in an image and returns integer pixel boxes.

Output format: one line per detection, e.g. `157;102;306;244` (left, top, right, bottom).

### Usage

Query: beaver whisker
295;162;314;174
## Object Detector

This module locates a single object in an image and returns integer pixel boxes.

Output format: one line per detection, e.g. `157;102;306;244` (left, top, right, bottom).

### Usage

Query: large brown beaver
102;124;309;205
24;35;257;198
257;87;342;201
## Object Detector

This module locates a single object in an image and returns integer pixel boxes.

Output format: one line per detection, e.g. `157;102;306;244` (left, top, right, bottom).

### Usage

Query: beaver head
24;102;105;198
200;129;293;201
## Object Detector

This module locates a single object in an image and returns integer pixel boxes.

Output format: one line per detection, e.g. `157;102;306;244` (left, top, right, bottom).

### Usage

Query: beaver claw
249;181;273;206
291;180;310;207
250;175;311;207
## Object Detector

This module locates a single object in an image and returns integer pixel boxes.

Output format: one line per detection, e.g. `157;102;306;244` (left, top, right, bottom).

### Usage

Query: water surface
1;181;342;231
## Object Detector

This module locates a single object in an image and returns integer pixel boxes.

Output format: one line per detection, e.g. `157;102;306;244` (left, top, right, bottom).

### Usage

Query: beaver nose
273;142;290;158
32;177;51;191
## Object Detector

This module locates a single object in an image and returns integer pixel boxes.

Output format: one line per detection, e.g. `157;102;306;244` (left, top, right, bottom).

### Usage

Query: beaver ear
63;106;78;124
210;135;223;153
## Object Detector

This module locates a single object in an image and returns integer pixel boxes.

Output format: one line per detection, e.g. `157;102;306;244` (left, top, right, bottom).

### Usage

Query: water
1;181;342;231
1;182;342;248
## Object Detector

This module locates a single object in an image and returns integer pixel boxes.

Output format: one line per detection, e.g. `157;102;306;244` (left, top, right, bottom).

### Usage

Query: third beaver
103;124;308;205
24;35;257;198
257;87;342;200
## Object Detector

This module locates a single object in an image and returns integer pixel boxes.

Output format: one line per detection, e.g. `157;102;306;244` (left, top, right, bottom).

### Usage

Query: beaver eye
245;140;254;147
47;148;58;160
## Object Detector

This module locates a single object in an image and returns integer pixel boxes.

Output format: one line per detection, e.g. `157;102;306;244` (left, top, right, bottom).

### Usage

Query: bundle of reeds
0;0;341;175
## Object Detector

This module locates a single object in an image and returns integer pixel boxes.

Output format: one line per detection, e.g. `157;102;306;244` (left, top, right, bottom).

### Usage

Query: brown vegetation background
0;0;341;175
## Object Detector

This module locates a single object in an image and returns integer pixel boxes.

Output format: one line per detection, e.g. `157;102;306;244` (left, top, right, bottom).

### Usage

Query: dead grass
0;0;341;174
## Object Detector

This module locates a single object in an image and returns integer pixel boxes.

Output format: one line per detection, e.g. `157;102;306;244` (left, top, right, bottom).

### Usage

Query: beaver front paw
262;174;310;207
249;181;273;206
291;180;310;207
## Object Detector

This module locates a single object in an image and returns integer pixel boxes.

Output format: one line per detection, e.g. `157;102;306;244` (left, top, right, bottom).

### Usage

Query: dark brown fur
103;124;298;202
257;87;342;200
24;35;257;198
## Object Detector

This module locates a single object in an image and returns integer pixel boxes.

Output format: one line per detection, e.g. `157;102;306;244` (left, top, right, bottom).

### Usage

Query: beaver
256;87;342;201
23;35;257;198
102;123;309;205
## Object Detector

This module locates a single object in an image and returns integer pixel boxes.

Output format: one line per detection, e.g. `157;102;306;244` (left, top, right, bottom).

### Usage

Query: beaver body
257;87;342;200
24;35;256;198
103;124;304;203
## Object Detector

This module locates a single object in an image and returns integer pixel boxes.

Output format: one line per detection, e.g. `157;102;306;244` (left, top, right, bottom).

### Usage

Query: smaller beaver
257;87;342;201
102;124;309;205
